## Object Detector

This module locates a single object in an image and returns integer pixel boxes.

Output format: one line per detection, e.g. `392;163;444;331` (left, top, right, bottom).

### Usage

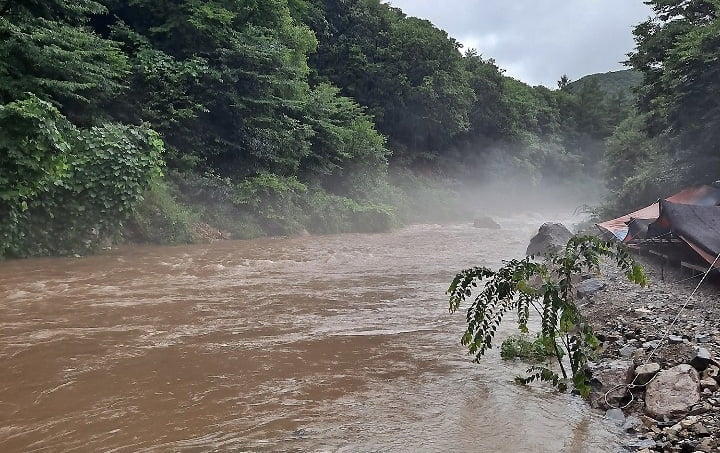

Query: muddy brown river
0;219;624;452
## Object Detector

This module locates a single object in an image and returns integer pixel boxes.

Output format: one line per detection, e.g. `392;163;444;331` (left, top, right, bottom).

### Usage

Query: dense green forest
565;70;642;98
602;0;720;215
1;0;716;258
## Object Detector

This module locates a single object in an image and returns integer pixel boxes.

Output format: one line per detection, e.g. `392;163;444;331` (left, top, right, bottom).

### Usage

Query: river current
0;217;623;452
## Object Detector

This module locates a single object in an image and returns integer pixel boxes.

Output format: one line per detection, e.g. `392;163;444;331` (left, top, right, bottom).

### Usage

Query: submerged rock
473;216;501;229
525;222;573;256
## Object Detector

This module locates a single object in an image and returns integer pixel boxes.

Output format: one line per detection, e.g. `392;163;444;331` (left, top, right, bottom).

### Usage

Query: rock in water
645;364;700;418
473;216;501;229
526;222;573;256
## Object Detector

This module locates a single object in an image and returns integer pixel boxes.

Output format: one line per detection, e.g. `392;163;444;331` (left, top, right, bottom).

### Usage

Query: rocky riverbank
583;254;720;453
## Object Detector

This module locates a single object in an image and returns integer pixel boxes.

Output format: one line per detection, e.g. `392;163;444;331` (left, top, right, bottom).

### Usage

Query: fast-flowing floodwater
0;217;623;452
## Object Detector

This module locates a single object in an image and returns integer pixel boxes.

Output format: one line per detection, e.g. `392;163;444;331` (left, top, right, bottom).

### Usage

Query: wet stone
588;360;635;409
690;348;713;372
635;363;661;386
606;408;625;425
645;364;701;419
525;222;572;256
623;438;657;451
623;415;644;433
700;378;718;392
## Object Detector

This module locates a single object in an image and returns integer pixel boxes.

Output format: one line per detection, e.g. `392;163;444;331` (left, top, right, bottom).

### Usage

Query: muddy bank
584;254;720;452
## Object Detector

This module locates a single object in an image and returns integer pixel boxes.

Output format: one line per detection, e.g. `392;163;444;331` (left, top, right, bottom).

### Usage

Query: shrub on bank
0;96;163;258
127;179;197;244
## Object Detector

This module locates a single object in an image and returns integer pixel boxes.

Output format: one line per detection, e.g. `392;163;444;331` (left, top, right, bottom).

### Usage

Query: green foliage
105;0;319;176
601;111;680;216
0;0;129;123
387;169;466;223
301;83;389;195
234;173;310;235
0;96;163;257
305;189;396;234
565;70;642;99
500;334;557;362
168;171;265;240
616;0;720;193
447;236;646;397
309;0;474;162
0;0;646;257
0;95;72;208
128;179;198;244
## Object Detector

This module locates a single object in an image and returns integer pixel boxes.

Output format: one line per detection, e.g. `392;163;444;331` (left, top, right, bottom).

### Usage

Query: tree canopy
602;0;720;213
1;0;654;257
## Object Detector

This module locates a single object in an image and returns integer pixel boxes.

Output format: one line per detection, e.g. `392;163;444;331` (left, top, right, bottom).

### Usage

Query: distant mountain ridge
566;70;642;97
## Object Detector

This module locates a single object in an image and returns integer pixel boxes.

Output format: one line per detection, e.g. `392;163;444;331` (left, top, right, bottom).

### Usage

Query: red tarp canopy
596;185;720;241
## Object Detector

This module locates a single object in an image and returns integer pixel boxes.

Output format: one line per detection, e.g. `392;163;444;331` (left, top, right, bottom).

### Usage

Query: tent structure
648;200;720;268
596;185;720;241
596;185;720;268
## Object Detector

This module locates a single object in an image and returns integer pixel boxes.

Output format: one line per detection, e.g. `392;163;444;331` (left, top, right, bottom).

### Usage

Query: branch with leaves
447;235;647;397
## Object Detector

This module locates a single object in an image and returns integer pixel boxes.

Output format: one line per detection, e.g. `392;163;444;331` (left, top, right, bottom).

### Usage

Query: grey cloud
387;0;652;87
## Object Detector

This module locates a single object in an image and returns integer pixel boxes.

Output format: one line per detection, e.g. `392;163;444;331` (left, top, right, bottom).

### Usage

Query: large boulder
526;222;573;256
645;364;700;419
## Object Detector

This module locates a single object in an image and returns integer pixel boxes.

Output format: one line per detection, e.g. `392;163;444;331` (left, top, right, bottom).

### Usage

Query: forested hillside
602;0;720;215
1;0;676;258
566;70;642;98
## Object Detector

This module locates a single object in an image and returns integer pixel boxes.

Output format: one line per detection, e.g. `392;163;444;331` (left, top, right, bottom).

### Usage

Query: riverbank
584;254;720;452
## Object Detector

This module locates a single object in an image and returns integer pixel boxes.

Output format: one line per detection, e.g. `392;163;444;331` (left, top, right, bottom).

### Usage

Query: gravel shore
583;254;720;452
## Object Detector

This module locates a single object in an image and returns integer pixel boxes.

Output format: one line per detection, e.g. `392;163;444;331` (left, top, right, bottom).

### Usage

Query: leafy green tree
462;51;511;141
301;83;389;198
0;95;163;258
0;95;73;253
105;0;318;176
557;74;571;90
447;236;646;396
0;0;129;124
629;0;720;184
309;0;474;163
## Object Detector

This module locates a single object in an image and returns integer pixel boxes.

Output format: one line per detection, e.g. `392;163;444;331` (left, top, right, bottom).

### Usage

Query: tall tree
0;0;129;124
629;0;720;183
104;0;318;176
309;0;474;163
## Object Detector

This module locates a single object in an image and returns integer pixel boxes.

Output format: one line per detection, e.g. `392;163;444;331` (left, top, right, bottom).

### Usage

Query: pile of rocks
582;256;720;452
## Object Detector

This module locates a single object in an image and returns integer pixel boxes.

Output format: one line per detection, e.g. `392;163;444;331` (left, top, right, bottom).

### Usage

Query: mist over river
0;216;624;452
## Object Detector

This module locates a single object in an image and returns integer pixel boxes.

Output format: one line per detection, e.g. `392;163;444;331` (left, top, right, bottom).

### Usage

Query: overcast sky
386;1;652;87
